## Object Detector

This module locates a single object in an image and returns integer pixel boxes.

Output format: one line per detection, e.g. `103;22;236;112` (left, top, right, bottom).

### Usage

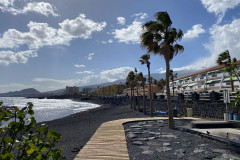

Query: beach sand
42;99;147;160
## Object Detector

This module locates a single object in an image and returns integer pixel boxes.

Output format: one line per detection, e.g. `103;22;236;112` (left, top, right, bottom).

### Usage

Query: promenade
75;117;240;160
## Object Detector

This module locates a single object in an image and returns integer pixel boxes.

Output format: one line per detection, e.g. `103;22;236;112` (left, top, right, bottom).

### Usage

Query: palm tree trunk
130;86;133;109
143;85;146;114
173;80;175;95
137;86;140;111
148;66;153;117
133;86;136;110
230;71;234;91
165;58;174;129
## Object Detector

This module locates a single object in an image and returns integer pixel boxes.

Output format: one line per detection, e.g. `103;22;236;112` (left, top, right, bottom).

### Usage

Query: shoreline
41;98;148;160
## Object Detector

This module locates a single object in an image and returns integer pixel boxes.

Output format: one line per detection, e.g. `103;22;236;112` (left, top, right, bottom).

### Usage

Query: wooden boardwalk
74;117;201;160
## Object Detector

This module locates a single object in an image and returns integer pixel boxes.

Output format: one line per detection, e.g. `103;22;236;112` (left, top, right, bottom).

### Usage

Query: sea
0;97;100;123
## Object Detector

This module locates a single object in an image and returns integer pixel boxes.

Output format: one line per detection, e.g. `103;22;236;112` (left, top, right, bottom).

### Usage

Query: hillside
0;70;198;97
0;88;41;97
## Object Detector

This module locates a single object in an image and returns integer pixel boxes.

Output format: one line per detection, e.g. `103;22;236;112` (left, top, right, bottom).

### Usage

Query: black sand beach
42;99;147;160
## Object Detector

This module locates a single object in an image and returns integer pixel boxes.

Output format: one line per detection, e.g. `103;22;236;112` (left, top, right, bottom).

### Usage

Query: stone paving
124;120;240;160
75;117;240;160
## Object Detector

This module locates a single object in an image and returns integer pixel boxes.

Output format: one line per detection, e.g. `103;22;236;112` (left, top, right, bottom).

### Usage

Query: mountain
0;88;41;97
0;70;198;97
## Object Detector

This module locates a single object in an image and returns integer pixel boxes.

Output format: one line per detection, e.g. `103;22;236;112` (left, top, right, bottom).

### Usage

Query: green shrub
0;102;65;160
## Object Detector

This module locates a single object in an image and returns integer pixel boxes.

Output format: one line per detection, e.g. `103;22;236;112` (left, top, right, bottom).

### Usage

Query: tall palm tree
135;72;142;111
139;54;153;117
137;72;147;114
157;78;166;92
126;71;135;109
169;69;177;95
141;12;184;128
216;50;237;92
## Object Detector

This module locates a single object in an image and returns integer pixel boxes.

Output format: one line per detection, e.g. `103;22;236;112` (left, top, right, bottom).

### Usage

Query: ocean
0;97;100;123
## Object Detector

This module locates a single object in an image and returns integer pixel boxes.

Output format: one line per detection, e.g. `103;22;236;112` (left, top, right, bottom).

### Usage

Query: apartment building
170;61;240;94
64;86;79;94
123;84;162;96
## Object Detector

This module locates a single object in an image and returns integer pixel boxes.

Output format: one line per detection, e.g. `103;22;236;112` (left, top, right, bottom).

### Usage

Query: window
209;83;215;86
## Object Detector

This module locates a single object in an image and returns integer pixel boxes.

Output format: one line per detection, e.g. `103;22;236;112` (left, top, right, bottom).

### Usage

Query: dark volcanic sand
124;120;240;160
42;102;147;160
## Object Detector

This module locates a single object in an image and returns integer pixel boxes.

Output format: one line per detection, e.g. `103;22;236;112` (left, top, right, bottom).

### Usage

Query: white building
169;61;240;94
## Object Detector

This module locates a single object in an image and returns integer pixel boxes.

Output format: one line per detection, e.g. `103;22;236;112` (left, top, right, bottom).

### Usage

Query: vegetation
157;78;166;92
169;69;178;95
126;71;136;109
139;54;153;116
141;12;184;128
216;50;238;91
0;102;64;160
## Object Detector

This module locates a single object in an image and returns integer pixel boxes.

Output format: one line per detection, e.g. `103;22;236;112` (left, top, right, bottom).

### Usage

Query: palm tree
157;78;166;92
216;50;237;91
139;54;153;117
137;72;147;114
141;12;184;128
126;71;135;109
169;69;177;95
135;72;142;111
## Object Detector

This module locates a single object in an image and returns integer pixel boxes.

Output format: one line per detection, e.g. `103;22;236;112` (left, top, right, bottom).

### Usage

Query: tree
141;12;184;128
157;78;166;92
169;69;178;95
137;72;147;114
0;102;64;159
139;54;153;117
216;50;237;91
126;71;136;109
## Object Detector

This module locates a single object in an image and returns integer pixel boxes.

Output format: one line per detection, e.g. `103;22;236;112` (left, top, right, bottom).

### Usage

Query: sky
0;0;240;93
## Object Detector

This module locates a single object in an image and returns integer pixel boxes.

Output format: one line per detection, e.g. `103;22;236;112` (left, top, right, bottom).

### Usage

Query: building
123;84;161;97
98;83;126;96
64;86;79;94
169;61;240;94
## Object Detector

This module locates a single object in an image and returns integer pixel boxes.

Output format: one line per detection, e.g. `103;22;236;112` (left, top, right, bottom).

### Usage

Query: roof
175;60;240;81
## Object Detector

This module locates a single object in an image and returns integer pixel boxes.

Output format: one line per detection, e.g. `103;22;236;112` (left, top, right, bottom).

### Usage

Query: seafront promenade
75;117;240;160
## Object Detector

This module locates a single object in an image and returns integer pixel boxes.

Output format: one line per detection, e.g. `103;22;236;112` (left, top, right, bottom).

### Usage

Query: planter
187;108;193;117
229;113;233;120
233;114;240;121
224;113;228;121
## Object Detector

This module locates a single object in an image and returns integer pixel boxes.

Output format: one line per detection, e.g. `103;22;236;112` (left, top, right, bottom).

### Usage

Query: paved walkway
74;117;202;160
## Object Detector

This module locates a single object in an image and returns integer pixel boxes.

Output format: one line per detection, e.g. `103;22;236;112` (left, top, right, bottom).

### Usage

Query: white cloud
0;14;106;65
117;17;126;25
201;0;240;23
58;14;106;39
99;67;134;82
76;71;94;74
33;67;134;91
74;64;85;68
183;24;205;40
113;13;147;44
0;0;15;7
155;67;165;74
0;50;37;66
87;52;95;60
0;1;58;17
101;39;113;44
172;19;240;71
0;14;106;50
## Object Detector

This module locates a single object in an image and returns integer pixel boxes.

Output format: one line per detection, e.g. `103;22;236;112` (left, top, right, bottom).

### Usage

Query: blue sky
0;0;240;92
